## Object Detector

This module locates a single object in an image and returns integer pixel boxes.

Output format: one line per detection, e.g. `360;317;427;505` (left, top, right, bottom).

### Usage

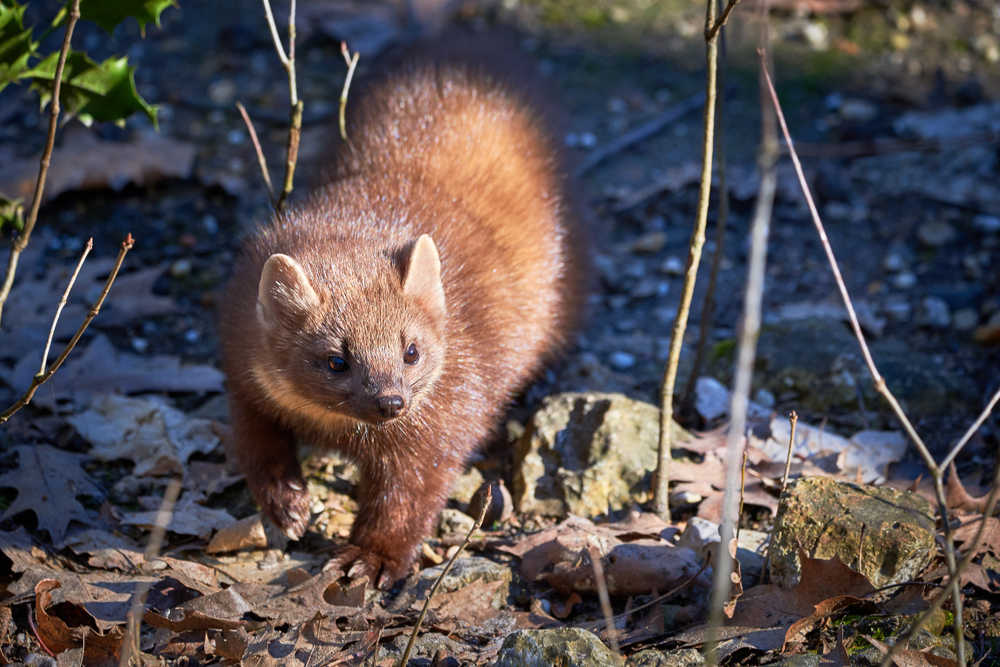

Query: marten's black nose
376;394;405;418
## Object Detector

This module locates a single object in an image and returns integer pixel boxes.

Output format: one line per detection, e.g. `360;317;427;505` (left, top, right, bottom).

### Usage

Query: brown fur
219;58;585;582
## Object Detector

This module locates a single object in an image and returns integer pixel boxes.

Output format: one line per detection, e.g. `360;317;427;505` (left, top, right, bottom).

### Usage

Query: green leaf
21;51;157;127
0;1;38;92
54;0;177;35
0;194;24;234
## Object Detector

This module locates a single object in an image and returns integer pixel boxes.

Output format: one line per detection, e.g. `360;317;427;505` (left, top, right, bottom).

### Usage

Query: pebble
974;215;1000;233
207;79;236;105
203;215;219;234
916;220;956;247
919;296;951;328
184;328;201;343
609;351;636;371
802;21;829;50
893;271;917;289
953;308;979;331
131;337;149;353
660;256;685;276
754;388;776;409
170;258;192;278
883;251;905;272
883;297;912;321
839;98;878;123
631;231;667;254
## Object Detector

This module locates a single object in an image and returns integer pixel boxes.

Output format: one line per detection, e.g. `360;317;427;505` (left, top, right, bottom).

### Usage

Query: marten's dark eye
328;356;348;373
404;343;419;365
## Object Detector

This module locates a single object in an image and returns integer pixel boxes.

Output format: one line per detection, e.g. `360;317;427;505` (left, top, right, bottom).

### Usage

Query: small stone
695;376;729;422
893;271;917;289
974;215;1000;233
839;98;878;123
883;252;905;272
917;220;956;247
754;388;776;408
631;231;667;254
207;79;236;105
579;132;597;148
170;258;192;278
919;296;951;328
131;337;149;353
494;628;624;667
609;351;636;371
801;21;829;50
437;508;475;537
184;329;200;343
660;256;684;276
202;215;219;234
953;308;979;331
226;129;245;145
607;97;627;114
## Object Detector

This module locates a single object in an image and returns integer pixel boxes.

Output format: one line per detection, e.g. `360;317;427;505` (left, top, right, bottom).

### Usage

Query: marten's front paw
252;474;311;540
323;544;407;590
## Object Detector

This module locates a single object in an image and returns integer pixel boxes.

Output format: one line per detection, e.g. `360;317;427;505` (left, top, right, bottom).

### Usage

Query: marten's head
253;234;446;426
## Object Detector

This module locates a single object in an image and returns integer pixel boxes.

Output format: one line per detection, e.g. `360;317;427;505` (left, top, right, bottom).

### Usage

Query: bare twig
757;53;978;666
654;0;723;524
1;234;134;424
588;546;620;654
0;0;82;325
941;385;1000;471
400;488;491;667
39;237;92;375
574;92;706;178
236;102;276;206
706;0;743;40
339;42;360;141
260;0;289;65
781;410;798;494
119;477;182;667
704;36;779;667
684;5;731;407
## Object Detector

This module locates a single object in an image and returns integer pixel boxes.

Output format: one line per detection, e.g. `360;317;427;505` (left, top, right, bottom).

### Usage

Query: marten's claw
257;476;311;540
324;545;400;590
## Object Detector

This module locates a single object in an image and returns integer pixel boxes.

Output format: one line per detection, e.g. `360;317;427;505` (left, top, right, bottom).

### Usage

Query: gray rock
437;508;475;537
609;351;636;371
893;271;917;289
918;296;952;328
953;307;979;331
493;628;623;667
769;477;935;589
628;648;704;666
512;393;690;518
695;377;730;422
974;214;1000;233
660;256;685;276
839;98;878;123
916;220;956;247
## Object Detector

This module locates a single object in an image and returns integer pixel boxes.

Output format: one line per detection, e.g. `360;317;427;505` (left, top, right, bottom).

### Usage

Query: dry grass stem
40;237;92;375
703;36;778;666
339;42;360;141
400;488;492;667
236;101;276;206
0;0;82;325
781;410;798;494
119;477;182;666
1;234;134;424
588;545;620;654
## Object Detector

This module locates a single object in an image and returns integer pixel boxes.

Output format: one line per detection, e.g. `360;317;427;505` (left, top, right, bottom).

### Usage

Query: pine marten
219;55;585;586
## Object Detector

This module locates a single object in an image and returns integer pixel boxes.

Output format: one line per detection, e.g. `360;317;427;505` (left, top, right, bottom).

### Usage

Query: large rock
492;628;623;667
769;477;935;589
512;393;689;518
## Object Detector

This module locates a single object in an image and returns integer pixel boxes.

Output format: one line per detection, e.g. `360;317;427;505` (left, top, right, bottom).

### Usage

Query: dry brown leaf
946;462;991;513
783;595;875;649
952;517;1000;558
0;127;195;203
33;579;123;664
122;494;235;540
864;634;959;666
0;446;104;546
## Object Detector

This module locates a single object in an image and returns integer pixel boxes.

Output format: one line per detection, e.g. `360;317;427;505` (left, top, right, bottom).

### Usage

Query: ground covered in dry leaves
0;0;999;664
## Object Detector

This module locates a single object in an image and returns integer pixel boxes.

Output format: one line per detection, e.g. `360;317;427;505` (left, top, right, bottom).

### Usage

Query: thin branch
941;384;1000;470
655;0;723;523
780;410;798;494
39;237;91;375
588;545;620;654
706;0;743;40
339;42;360;141
400;488;491;667
704;38;779;667
260;0;289;65
0;0;82;325
119;477;182;667
236;101;276;206
574;92;706;177
1;234;134;424
276;100;303;212
758;50;978;667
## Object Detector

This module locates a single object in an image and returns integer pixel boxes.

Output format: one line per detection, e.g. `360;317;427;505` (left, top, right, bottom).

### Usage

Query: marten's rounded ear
403;234;445;318
257;253;320;329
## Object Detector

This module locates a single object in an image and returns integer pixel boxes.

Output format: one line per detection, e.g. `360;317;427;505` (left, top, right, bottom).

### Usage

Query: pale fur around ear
403;234;445;317
257;253;320;328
